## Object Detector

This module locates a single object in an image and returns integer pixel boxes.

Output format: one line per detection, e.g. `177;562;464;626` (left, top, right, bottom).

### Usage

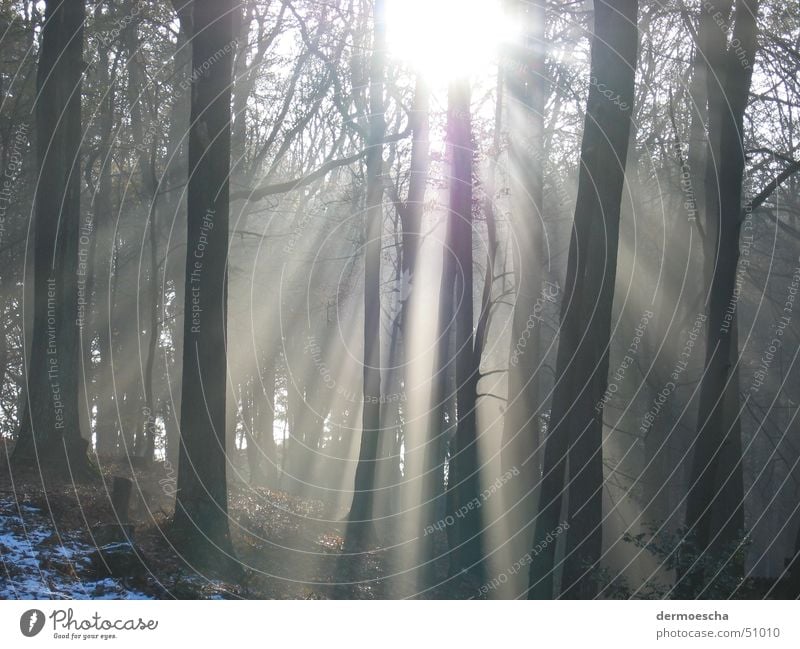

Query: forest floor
0;450;478;600
3;449;791;600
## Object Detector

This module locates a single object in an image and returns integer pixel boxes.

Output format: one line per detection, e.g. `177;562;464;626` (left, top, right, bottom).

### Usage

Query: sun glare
385;0;515;81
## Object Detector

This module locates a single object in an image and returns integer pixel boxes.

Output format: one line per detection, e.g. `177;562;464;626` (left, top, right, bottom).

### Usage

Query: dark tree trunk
13;0;93;478
501;0;548;595
346;0;386;550
172;0;238;573
226;380;239;473
396;76;432;578
375;77;431;520
401;77;430;295
163;0;194;451
444;78;484;579
230;0;251;164
124;8;160;465
92;26;118;458
529;0;639;599
241;378;262;484
683;0;759;595
416;178;459;588
142;197;160;465
639;76;706;526
257;358;278;485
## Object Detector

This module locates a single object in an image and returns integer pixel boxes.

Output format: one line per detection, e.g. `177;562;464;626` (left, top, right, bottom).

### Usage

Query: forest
0;0;799;601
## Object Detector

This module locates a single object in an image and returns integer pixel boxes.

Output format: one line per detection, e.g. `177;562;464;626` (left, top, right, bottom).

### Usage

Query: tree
529;0;639;599
372;74;432;532
346;0;387;550
123;1;160;464
444;78;485;578
683;0;760;595
87;1;119;457
171;0;238;573
13;0;94;478
501;0;548;595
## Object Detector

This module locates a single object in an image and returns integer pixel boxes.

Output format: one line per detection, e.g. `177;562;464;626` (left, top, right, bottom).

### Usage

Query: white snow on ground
0;498;152;600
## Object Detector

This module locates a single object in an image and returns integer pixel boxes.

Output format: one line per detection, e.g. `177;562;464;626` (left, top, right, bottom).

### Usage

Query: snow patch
0;498;152;600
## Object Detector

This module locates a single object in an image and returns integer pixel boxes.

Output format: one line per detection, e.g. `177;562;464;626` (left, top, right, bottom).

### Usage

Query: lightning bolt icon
28;611;38;633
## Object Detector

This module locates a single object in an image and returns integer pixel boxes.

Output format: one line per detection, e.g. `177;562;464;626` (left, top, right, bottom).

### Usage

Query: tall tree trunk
124;7;160;464
163;0;194;453
13;0;93;478
640;35;710;524
684;0;759;595
501;0;548;595
445;78;484;578
376;76;430;518
172;0;238;573
397;74;430;539
230;0;251;166
416;179;459;588
256;358;278;486
92;28;118;458
241;378;264;484
529;0;639;599
346;0;386;550
142;192;160;464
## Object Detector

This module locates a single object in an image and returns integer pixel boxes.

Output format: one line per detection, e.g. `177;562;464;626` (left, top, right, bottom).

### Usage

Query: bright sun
385;0;515;81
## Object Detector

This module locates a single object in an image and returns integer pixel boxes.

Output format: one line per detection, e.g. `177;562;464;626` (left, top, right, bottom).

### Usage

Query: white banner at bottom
0;600;796;648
